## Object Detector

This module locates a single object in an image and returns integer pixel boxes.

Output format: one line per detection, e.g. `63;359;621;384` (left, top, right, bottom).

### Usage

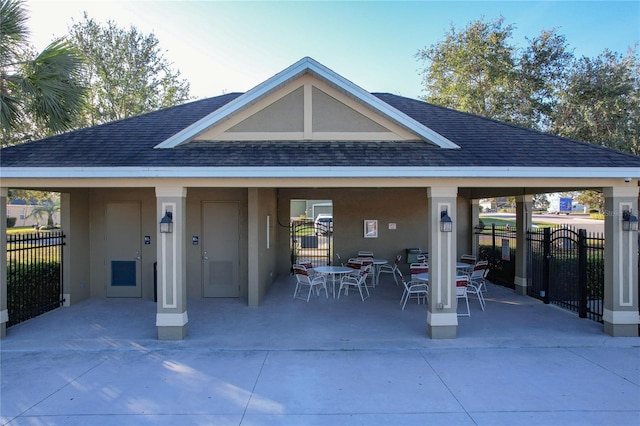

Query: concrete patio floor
1;274;639;425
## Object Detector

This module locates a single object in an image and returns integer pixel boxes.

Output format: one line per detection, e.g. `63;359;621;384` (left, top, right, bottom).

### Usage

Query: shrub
7;217;17;228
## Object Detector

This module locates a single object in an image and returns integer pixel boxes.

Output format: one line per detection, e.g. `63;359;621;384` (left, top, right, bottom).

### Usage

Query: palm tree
28;202;60;228
1;0;86;146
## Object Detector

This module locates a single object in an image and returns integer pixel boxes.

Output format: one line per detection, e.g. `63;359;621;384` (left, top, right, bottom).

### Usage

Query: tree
508;30;574;130
416;17;516;121
68;15;191;126
0;0;86;147
27;201;60;228
574;190;604;212
532;194;549;211
7;189;58;204
551;48;640;155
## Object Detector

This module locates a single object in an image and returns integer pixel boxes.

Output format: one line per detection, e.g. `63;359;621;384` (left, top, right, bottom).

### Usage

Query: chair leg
478;291;485;310
457;295;470;317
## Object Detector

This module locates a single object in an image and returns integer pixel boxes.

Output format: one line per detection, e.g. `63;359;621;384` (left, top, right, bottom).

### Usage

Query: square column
1;188;8;338
471;199;480;257
247;188;259;307
603;187;639;337
514;195;533;295
156;186;188;340
426;187;458;339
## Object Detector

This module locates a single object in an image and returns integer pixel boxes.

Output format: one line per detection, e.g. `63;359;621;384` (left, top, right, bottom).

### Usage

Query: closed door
202;202;240;297
106;202;142;297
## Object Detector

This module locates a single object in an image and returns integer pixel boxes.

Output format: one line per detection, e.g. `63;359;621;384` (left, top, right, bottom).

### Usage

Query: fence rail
6;231;65;326
477;224;606;323
527;226;604;322
474;224;517;288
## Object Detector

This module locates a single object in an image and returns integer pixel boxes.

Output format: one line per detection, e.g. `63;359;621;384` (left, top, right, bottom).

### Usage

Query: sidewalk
2;277;639;425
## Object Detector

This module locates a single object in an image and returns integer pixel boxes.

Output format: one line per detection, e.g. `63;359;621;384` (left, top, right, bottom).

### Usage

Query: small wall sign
144;236;151;245
192;236;199;245
388;223;396;230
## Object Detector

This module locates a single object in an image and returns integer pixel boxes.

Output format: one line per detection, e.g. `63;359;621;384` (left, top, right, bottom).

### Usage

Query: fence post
491;223;496;252
290;222;296;274
578;229;588;318
542;227;551;304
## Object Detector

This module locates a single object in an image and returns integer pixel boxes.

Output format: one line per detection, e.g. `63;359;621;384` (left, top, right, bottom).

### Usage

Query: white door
106;202;142;297
202;202;240;297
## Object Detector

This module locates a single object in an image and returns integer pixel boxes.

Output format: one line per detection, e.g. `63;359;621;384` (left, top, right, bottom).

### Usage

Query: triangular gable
154;57;459;149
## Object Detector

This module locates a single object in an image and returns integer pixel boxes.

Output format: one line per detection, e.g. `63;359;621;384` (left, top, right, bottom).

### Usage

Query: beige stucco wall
275;188;469;275
253;188;278;303
61;190;91;304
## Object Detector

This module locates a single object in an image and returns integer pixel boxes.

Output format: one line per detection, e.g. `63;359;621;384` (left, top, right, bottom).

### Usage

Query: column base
603;309;639;337
0;309;7;338
156;311;188;340
427;324;457;339
158;325;187;340
604;322;639;337
514;276;527;295
427;312;458;339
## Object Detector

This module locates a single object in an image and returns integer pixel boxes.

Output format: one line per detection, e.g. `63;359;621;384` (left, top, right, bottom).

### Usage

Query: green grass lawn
480;217;556;228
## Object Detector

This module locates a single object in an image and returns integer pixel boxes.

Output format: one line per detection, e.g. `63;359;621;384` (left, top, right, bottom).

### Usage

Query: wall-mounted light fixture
440;210;452;233
622;209;638;232
160;211;173;233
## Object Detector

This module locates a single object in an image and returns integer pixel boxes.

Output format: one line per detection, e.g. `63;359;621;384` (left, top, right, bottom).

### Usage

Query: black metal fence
527;226;604;322
476;224;606;323
6;231;65;326
290;219;332;270
474;224;517;288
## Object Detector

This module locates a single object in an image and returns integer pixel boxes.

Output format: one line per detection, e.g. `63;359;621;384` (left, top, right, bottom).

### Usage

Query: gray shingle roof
2;92;639;169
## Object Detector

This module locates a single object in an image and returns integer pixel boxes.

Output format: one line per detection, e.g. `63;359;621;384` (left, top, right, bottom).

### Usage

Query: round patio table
456;262;474;275
414;273;469;282
314;266;355;298
371;259;388;286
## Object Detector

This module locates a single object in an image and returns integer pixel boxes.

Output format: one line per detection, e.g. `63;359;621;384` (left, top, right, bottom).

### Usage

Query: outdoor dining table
456;262;474;275
314;265;355;298
371;258;388;286
414;272;469;283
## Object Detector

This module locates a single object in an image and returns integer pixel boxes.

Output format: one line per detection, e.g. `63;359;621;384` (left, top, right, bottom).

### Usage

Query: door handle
136;251;141;260
203;251;209;260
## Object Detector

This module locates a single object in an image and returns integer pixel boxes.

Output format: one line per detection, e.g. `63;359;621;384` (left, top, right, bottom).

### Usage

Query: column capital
428;186;458;198
515;194;534;203
603;186;639;198
155;186;187;198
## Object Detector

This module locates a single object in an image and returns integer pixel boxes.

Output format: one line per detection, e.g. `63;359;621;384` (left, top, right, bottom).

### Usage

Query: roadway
480;213;605;234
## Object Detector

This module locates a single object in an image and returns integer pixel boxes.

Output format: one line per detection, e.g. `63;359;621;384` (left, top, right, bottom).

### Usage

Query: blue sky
26;1;640;100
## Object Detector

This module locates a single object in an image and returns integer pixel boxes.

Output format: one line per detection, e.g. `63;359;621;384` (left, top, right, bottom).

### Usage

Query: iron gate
290;219;332;270
6;231;66;326
527;226;604;322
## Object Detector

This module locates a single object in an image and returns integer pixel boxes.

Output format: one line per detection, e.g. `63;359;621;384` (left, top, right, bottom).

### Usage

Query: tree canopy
416;17;516;121
68;14;192;127
417;16;639;155
0;0;86;147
